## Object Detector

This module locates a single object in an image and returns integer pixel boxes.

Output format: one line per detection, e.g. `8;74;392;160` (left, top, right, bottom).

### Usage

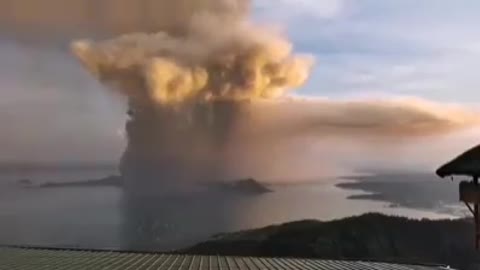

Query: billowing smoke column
71;0;313;191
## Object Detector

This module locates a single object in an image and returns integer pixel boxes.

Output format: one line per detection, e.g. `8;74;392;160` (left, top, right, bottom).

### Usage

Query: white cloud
290;1;480;104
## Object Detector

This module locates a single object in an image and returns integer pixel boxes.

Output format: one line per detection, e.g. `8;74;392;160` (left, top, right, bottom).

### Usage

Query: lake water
0;168;463;252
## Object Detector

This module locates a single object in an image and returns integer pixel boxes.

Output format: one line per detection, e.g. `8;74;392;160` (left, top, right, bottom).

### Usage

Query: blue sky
254;0;480;103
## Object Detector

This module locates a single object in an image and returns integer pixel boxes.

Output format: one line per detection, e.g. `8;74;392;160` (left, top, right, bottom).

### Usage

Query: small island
16;178;33;187
27;175;271;195
211;178;272;194
37;175;123;188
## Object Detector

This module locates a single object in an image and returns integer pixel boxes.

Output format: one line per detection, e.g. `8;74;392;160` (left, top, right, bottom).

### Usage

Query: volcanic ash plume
71;0;313;191
71;23;312;104
69;0;479;191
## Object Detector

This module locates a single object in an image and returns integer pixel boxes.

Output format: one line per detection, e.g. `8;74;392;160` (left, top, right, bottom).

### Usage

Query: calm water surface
0;168;459;251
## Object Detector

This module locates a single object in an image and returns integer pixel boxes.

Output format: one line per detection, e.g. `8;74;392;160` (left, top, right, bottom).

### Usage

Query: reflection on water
0;169;457;251
0;186;122;248
121;191;240;251
0;168;122;249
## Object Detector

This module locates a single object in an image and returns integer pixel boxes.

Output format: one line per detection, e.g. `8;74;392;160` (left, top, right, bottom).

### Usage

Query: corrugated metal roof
0;247;452;270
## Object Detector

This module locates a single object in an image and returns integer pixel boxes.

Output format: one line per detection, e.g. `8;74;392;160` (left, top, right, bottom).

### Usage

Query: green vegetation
185;213;480;269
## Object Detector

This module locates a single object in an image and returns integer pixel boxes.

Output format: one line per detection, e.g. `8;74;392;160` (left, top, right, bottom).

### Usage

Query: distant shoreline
335;172;465;217
0;163;118;173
